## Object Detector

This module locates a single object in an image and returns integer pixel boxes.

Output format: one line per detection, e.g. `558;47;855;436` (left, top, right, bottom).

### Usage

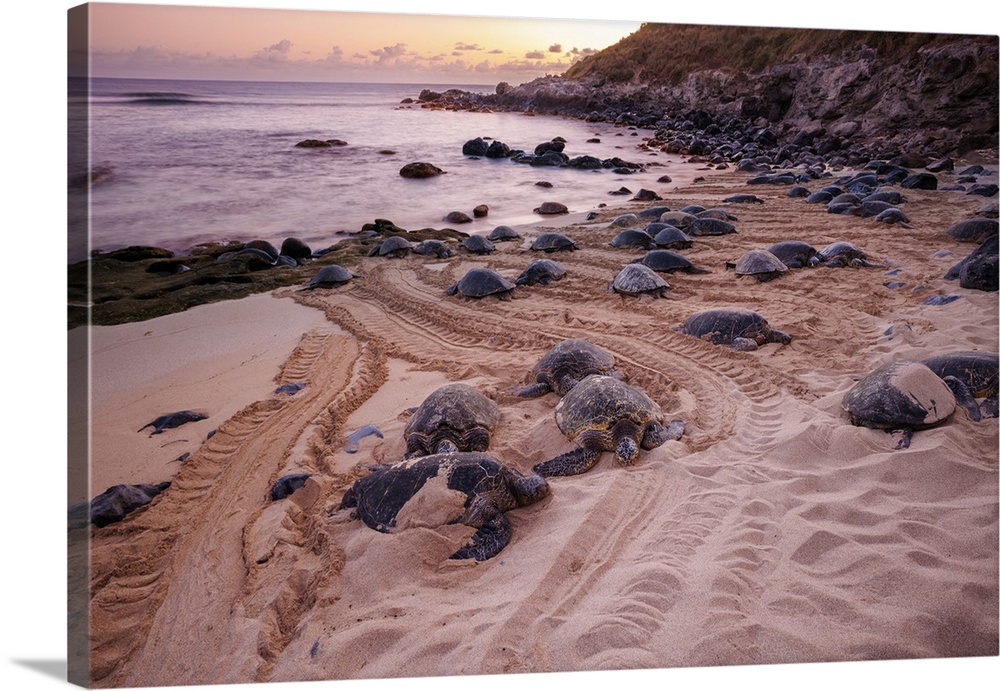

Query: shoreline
78;165;998;686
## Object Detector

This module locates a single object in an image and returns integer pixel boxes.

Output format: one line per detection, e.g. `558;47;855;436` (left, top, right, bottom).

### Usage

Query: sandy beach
76;165;998;687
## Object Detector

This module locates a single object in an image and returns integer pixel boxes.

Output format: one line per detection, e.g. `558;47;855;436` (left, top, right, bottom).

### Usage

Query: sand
76;167;998;687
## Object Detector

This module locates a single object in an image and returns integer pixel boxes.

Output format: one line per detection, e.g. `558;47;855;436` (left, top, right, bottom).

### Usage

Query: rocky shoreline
412;35;997;169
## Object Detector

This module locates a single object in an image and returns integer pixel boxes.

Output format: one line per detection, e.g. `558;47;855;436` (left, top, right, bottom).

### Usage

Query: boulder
400;162;446;178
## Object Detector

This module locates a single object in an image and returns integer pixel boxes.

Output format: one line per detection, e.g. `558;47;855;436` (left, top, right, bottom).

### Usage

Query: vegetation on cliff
565;23;993;85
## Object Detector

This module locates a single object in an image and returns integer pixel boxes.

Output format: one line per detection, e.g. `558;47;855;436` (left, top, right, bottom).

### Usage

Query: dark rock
280;237;312;260
901;173;938;190
968;184;999;197
444;211;473;224
97;246;175;262
400;162;446;178
463;138;489;156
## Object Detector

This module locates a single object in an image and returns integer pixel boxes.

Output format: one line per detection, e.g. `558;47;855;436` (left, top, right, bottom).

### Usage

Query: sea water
70;77;688;262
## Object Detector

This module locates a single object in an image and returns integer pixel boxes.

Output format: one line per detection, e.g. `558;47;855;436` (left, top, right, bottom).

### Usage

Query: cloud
525;50;545;60
325;46;344;63
251;39;292;63
548;44;562;53
454;42;482;51
369;43;407;62
487;49;504;55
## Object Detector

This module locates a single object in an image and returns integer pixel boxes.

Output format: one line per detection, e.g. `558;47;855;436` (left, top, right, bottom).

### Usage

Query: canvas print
67;2;999;688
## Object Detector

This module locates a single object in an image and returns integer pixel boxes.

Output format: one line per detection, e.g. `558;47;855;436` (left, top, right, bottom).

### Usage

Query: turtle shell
530;232;577;252
689;217;737;236
404;383;500;457
512;339;618;397
445;268;515;299
658;211;697;230
767;241;819;268
633;249;705;274
515;258;566;286
610;229;656;250
487;225;520;241
413;239;454;258
945;218;999;243
554;375;664;448
677;308;791;350
369;235;412;257
734;249;788;281
609;264;670;297
339;452;549;561
818;241;875;266
651;225;694;249
462;235;495;254
921;352;999;398
534;201;569;215
307;264;356;288
842;360;956;432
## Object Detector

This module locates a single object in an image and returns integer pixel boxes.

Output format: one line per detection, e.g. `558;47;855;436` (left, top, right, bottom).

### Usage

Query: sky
77;2;646;84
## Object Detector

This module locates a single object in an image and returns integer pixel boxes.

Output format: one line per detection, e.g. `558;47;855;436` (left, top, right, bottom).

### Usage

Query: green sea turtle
767;241;820;268
84;482;171;528
340;452;549;561
818;241;879;267
515;258;566;286
534;201;569;215
921;351;999;420
510;339;620;398
304;264;358;289
651;225;694;249
945;218;998;243
462;235;496;254
532;374;684;477
609;264;670;297
403;383;500;458
842;360;958;449
487;225;520;241
270;474;312;501
610;229;656;250
413;240;454;258
138;410;207;436
631;249;709;274
530;232;578;252
367;235;412;258
676;308;791;351
444;268;516;299
730;249;788;281
689;217;737;236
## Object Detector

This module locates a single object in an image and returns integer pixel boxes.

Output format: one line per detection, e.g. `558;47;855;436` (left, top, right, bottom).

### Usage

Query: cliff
421;24;999;162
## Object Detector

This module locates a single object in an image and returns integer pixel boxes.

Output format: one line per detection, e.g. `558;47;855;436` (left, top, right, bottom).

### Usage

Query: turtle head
434;438;460;454
642;419;685;449
615;436;639;465
511;472;550;506
768;329;792;345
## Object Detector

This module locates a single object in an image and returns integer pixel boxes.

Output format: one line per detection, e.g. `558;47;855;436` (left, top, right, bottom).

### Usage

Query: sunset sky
80;2;644;84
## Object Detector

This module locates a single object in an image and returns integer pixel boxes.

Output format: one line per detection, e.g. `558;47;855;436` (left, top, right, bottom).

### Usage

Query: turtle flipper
941;375;982;422
892;428;913;450
981;395;998;418
508;382;552;398
450;512;511;561
532;447;601;477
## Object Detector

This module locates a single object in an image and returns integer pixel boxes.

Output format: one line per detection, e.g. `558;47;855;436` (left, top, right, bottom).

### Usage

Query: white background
2;1;997;690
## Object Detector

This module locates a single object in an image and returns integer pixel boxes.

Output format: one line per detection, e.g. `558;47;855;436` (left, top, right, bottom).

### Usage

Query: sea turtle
731;249;788;282
339;452;549;561
515;258;566;286
689;217;737;236
723;194;764;204
85;482;172;528
304;264;357;289
842;360;958;449
873;207;912;225
509;339;619;398
531;374;684;477
610;229;656;250
270;474;312;501
651;225;695;249
403;383;500;458
367;235;412;258
921;351;999;420
608;264;670;297
487;225;520;241
138;410;207;436
817;241;879;267
697;208;738;221
530;232;578;252
676;308;792;351
534;201;569;215
863;190;907;205
462;235;496;254
413;239;454;258
658;211;697;230
944;235;998;291
945;218;999;243
632;249;709;274
767;241;820;268
444;268;516;299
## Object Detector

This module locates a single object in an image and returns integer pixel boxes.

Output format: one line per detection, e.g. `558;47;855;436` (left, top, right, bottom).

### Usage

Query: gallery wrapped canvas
64;1;998;689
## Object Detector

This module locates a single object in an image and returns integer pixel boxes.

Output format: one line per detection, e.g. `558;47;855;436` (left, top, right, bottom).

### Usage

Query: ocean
69;77;686;263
